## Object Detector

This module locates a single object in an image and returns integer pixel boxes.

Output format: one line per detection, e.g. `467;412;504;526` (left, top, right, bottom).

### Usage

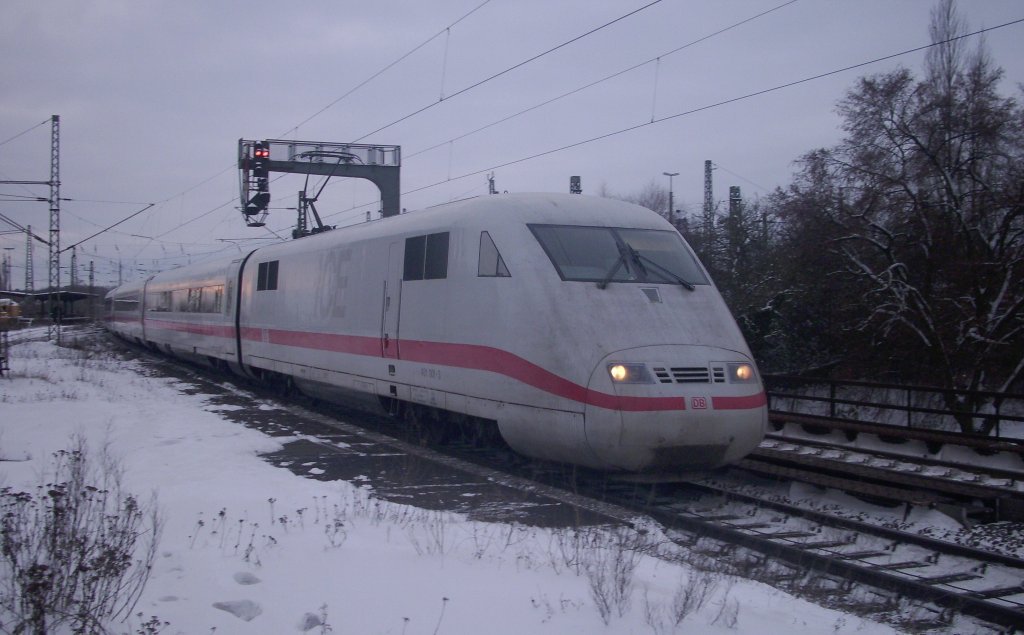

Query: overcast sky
2;0;1022;288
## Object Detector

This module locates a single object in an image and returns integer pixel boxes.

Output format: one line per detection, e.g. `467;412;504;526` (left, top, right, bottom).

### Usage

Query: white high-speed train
105;193;767;472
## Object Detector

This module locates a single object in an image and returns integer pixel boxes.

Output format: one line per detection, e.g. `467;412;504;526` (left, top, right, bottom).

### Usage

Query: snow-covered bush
0;438;161;634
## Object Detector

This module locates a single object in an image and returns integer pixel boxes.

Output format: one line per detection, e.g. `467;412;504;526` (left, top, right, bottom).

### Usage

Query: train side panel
137;259;238;366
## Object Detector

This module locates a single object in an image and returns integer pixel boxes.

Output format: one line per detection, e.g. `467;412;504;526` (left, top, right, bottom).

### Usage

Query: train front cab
505;214;767;473
104;281;147;344
583;347;767;472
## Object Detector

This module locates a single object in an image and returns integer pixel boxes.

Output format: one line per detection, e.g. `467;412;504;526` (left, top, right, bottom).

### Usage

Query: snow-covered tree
775;0;1024;427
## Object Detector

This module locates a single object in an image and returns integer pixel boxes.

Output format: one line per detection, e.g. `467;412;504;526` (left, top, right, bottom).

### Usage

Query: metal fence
763;375;1024;440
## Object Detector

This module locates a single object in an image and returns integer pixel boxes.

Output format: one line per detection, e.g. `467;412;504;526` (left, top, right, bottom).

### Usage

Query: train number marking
691;396;708;410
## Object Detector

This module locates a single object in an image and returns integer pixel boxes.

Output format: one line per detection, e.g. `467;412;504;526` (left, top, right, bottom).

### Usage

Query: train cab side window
404;232;449;281
257;260;279;291
113;295;139;312
478;231;510;277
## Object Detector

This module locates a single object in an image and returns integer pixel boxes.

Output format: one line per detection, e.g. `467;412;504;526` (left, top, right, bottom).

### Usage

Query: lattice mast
48;115;60;339
703;160;714;235
702;160;716;264
1;251;9;291
25;225;33;294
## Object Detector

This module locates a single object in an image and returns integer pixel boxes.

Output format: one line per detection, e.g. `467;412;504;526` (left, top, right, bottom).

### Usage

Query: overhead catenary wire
77;8;1024;272
0;194;49;202
352;0;665;142
0;118;50;149
309;0;797;220
713;163;771;195
318;15;1024;226
401;0;800;163
75;1;498;264
281;0;495;137
0;212;49;244
51;0;684;256
407;19;1024;192
61;203;156;253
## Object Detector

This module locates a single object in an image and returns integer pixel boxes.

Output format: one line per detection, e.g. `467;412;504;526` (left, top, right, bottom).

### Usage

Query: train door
382;241;402;359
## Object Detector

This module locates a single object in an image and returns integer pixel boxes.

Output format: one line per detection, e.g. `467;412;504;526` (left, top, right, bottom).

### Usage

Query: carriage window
404;232;449;280
187;288;202;312
257;260;279;290
478;231;510;277
147;291;172;312
159;285;224;313
202;285;224;313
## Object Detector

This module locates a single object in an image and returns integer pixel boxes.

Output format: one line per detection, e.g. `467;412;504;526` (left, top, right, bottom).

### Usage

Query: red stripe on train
131;320;763;413
712;392;768;410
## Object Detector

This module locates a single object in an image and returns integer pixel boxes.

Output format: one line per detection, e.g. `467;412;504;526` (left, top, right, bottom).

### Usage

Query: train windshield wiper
631;250;695;291
597;245;695;291
596;245;631;289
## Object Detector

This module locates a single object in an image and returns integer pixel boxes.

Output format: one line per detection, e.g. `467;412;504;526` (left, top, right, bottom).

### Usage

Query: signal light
245;141;271;219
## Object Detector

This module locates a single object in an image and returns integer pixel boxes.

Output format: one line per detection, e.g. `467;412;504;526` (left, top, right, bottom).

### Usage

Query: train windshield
529;224;709;287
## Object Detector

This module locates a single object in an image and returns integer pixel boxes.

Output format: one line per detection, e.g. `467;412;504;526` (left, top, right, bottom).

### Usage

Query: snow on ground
0;331;908;634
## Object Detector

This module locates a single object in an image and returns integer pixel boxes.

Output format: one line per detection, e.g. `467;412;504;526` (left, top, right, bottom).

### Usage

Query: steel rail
600;482;1024;631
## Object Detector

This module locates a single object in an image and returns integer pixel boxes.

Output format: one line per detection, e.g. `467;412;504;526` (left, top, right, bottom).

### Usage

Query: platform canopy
0;290;97;303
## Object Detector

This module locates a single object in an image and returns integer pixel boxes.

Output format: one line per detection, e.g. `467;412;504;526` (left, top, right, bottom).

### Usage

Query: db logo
691;397;708;410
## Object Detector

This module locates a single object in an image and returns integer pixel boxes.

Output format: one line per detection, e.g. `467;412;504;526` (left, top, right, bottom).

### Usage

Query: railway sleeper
799;539;855;550
766;530;817;540
737;456;1015;525
871;560;930;571
835;550;890;560
970;584;1024;600
920;571;982;585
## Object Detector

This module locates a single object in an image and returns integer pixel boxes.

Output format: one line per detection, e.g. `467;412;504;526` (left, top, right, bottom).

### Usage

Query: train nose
583;346;767;472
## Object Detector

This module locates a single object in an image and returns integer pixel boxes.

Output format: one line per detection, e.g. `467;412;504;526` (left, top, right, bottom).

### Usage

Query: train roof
109;193;670;294
418;192;670;231
246;193;670;256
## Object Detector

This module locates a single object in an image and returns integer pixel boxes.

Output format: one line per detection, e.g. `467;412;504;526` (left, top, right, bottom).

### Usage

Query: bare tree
777;0;1024;427
616;180;670;219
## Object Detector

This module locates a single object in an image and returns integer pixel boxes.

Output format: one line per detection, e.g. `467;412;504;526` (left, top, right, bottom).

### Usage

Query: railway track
100;334;1024;632
589;476;1024;631
740;436;1024;525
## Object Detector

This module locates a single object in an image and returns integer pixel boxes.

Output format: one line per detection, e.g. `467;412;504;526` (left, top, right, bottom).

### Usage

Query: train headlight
727;363;756;383
607;363;654;384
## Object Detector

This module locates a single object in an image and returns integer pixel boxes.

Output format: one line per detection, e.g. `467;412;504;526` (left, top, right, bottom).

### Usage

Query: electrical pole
48;115;61;340
1;248;12;291
88;260;95;319
663;171;678;226
702;160;715;265
25;225;34;295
